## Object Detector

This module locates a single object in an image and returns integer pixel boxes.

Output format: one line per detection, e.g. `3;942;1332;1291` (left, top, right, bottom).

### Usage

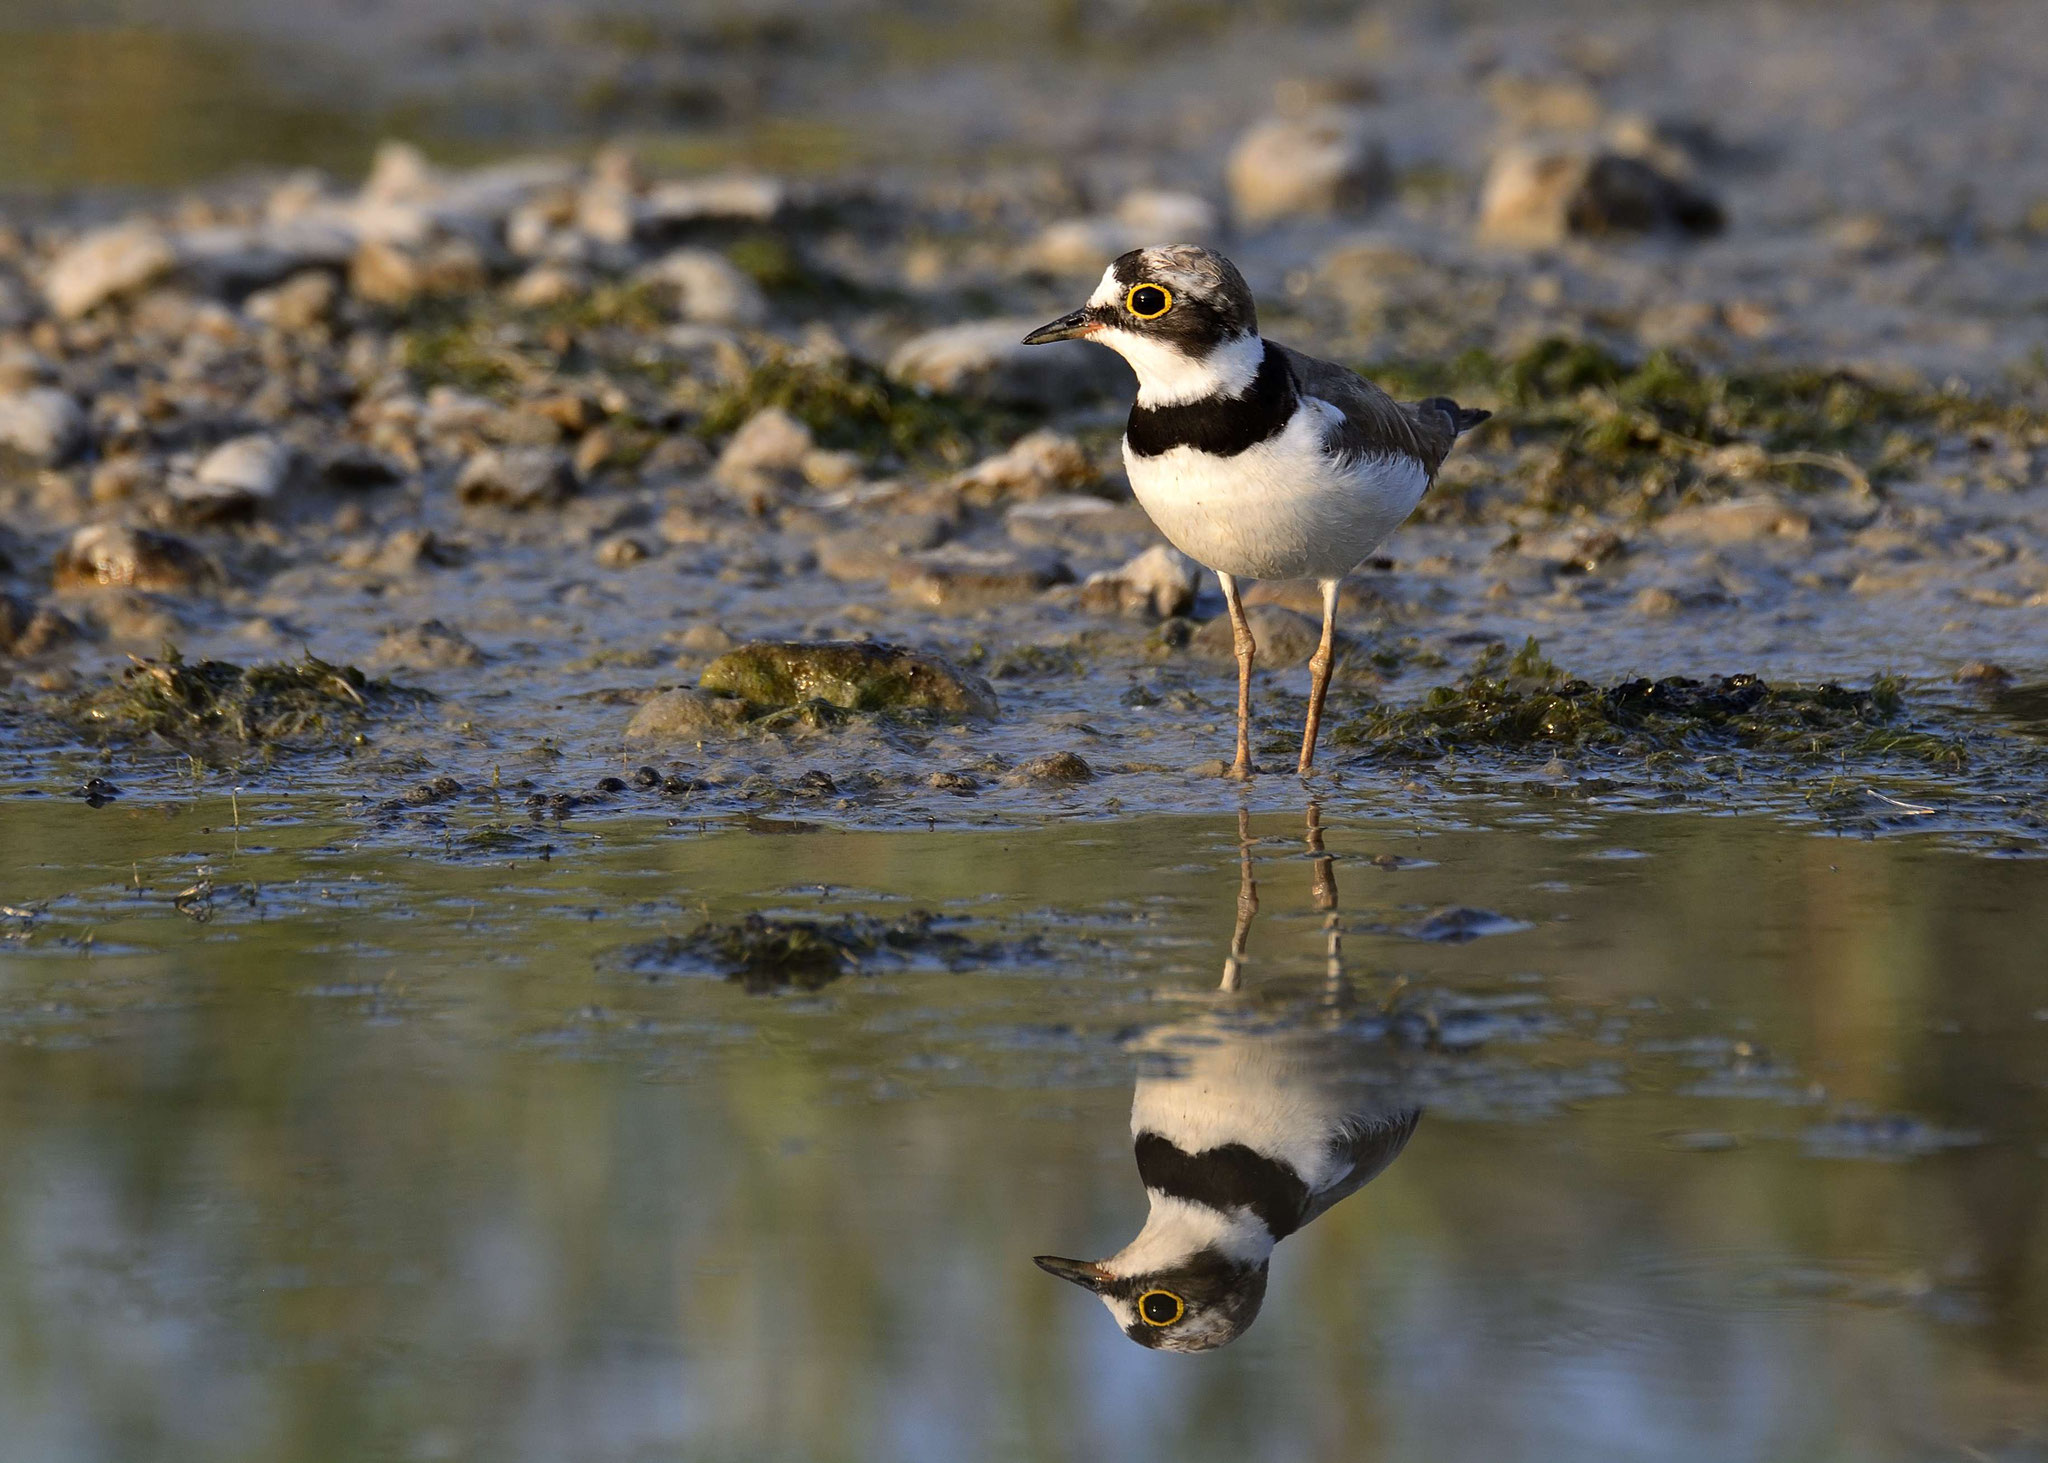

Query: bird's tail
1418;396;1492;436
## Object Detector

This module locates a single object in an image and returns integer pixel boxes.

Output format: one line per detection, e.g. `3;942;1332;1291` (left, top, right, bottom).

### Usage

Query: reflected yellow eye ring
1125;283;1173;319
1137;1289;1185;1326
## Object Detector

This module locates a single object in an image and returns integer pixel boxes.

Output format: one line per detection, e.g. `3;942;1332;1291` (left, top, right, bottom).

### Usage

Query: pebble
0;594;76;657
889;545;1074;609
43;223;178;318
244;270;339;332
888;321;1130;408
1189;604;1322;667
640;248;768;326
624;687;753;740
594;533;651;568
714;407;815;512
1225;108;1389;224
372;619;485;670
456;447;579;509
0;387;86;464
639;174;785;227
507;263;588;308
952;429;1097;503
1005;751;1093;786
51;524;216;594
1477;145;1725;247
1079;544;1199;619
180;434;293;518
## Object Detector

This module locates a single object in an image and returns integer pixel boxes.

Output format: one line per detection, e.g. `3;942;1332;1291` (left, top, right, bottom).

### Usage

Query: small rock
889;321;1130;408
244;270;338;331
889;545;1074;609
171;434;293;522
595;533;651;568
0;594;77;657
372;619;484;670
89;455;157;505
713;407;814;512
952;429;1097;503
351;237;488;307
507;263;588;309
0;387;86;464
801;448;864;490
641;248;769;326
1079;544;1199;619
1656;497;1811;545
1955;661;2012;687
624;687;753;741
1031;191;1221;274
674;623;736;655
1630;586;1686;617
52;524;216;594
43;223;178;318
456;447;579;509
1226;108;1390;224
1400;907;1531;943
1190;604;1322;667
1006;751;1093;786
700;640;998;719
640;174;786;227
1477;145;1725;247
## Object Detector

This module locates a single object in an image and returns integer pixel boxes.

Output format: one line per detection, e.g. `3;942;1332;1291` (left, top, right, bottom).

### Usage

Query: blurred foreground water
2;794;2044;1462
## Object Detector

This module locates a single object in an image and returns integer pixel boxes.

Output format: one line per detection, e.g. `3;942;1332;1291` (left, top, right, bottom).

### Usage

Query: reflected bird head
1034;1245;1270;1352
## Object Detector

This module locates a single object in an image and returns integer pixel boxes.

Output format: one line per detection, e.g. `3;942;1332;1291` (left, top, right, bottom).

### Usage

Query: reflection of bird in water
1037;805;1421;1351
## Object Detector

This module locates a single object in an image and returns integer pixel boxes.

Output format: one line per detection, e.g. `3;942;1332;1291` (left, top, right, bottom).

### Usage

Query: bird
1035;803;1422;1351
1023;244;1490;778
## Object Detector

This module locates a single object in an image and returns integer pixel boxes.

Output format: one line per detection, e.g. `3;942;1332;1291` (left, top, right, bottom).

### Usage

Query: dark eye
1126;283;1172;319
1137;1289;1184;1326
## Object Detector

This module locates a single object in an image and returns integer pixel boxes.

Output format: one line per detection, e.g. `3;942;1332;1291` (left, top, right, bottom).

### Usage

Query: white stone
715;408;813;478
641;248;768;326
1081;544;1199;618
1115;189;1220;240
197;434;293;498
952;430;1097;501
1225;108;1388;225
43;223;178;318
641;174;785;225
0;387;85;463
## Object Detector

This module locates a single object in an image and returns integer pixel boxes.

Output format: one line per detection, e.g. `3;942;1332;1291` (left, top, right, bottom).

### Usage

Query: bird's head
1022;244;1262;407
1034;1245;1270;1352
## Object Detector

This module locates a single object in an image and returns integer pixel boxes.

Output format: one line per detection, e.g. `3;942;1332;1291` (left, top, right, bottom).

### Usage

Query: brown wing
1273;343;1465;477
1298;1107;1422;1229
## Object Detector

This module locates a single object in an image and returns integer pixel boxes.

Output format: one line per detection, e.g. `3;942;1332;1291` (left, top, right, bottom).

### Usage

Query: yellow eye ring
1125;283;1173;319
1136;1289;1185;1326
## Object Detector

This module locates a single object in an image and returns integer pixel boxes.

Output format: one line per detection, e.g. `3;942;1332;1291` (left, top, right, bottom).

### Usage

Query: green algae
1337;638;1961;768
68;650;425;756
1369;337;2044;516
698;640;999;719
693;347;1026;463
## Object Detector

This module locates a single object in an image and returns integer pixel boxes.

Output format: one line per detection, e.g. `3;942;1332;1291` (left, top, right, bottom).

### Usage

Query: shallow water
3;793;2045;1462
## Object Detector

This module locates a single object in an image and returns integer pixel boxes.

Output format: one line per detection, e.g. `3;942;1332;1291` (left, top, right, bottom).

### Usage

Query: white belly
1122;398;1427;582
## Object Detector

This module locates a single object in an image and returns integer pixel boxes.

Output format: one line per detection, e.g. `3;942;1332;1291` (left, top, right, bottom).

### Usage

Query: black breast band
1125;341;1296;460
1134;1131;1311;1239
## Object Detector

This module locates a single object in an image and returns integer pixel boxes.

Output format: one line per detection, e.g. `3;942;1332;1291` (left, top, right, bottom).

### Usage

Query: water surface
3;795;2044;1461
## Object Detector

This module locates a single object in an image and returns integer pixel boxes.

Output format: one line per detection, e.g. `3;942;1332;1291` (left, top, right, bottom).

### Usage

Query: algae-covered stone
53;524;218;594
699;640;998;719
624;687;752;741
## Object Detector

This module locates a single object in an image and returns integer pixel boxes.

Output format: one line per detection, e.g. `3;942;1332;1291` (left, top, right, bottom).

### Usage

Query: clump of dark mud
67;649;426;756
1339;638;1959;766
604;910;1038;992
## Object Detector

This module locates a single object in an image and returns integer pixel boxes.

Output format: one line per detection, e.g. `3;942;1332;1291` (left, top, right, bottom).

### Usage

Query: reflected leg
1218;571;1256;780
1306;801;1346;1006
1296;578;1340;776
1220;806;1259;993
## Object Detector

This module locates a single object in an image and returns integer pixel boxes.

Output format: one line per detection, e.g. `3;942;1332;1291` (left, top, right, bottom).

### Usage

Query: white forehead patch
1086;264;1123;309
